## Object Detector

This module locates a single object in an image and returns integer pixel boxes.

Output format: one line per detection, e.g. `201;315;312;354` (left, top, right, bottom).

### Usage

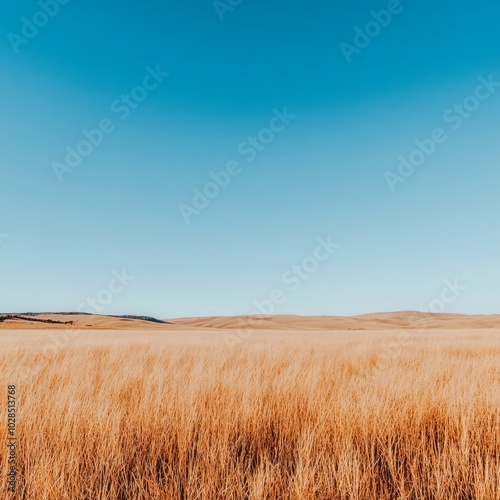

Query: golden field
0;319;499;499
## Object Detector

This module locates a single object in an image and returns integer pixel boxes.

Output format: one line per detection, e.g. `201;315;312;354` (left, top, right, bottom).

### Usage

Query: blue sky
1;0;499;318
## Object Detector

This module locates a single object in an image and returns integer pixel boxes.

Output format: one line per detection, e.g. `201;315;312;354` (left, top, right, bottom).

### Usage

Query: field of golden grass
1;327;499;499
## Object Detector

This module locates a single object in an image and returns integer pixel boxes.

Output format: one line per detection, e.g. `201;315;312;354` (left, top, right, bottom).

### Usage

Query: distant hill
171;312;500;330
1;311;499;330
0;313;172;330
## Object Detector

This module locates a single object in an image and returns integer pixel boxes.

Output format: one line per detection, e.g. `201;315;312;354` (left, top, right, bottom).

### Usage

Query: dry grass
1;328;499;499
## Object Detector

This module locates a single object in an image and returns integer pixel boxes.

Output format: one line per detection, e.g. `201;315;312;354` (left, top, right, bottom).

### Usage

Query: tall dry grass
1;329;499;499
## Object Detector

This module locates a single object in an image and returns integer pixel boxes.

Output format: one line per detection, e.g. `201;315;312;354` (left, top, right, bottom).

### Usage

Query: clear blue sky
1;0;499;318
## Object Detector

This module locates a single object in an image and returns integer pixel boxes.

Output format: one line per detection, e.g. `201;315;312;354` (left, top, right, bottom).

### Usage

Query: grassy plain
0;325;499;499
